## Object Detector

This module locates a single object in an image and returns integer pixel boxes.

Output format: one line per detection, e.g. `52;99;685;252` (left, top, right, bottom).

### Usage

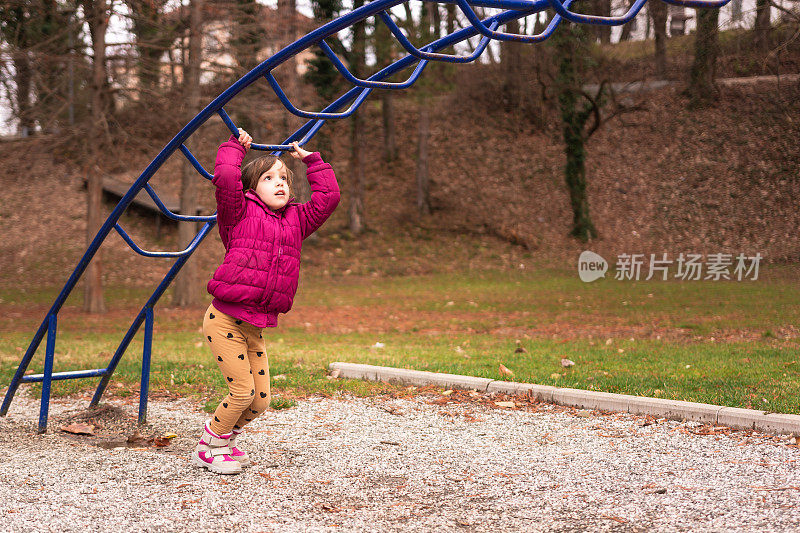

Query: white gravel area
0;390;798;532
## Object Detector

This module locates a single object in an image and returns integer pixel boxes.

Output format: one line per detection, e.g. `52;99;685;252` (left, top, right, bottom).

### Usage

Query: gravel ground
1;389;798;532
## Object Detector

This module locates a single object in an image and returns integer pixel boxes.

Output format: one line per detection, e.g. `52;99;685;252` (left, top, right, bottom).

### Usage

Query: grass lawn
1;265;798;413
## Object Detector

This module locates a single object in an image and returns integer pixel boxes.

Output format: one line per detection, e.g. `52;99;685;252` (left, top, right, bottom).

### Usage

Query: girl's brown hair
241;156;294;196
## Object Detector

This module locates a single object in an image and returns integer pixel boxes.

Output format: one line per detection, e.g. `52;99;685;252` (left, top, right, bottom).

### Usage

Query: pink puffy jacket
207;136;340;327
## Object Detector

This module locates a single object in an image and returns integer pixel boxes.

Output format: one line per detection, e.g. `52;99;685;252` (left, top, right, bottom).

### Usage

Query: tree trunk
82;0;109;313
12;51;33;135
650;0;668;78
431;2;441;39
446;4;456;36
753;0;771;52
416;105;431;217
127;0;167;92
619;0;636;42
591;0;612;43
688;8;720;107
348;0;366;234
503;18;523;111
554;24;597;242
349;111;365;234
380;91;396;163
374;15;396;163
173;0;202;308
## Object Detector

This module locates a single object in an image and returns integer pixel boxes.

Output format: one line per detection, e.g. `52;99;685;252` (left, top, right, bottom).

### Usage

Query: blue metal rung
178;144;213;180
114;222;206;258
319;40;428;90
142;184;216;223
22;368;109;383
545;0;647;25
659;0;731;6
378;11;498;63
265;71;373;119
456;0;566;42
217;108;239;137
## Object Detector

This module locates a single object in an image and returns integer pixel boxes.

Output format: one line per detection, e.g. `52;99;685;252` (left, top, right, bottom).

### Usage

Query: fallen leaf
371;341;385;349
60;423;95;436
442;389;453;395
152;436;172;447
498;364;514;376
550;373;561;379
495;401;516;408
561;358;575;368
127;429;146;444
273;374;287;381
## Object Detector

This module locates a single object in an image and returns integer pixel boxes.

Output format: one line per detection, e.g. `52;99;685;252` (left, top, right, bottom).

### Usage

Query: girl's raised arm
295;145;341;240
213;132;249;243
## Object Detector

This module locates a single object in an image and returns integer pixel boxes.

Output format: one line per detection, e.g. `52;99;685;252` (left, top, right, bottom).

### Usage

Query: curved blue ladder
1;0;730;432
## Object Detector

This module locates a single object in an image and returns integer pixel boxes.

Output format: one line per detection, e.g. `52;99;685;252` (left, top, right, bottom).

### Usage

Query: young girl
193;129;340;474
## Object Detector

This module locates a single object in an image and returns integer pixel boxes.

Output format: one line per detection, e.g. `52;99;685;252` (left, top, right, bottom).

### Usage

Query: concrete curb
328;362;800;435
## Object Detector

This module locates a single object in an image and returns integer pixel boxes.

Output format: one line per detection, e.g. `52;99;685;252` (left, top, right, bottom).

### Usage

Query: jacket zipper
262;211;283;309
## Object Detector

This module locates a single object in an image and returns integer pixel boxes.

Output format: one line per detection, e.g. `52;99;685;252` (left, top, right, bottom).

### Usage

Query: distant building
162;3;317;86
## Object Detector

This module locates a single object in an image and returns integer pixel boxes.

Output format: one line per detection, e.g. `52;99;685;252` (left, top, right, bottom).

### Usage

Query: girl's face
254;159;290;211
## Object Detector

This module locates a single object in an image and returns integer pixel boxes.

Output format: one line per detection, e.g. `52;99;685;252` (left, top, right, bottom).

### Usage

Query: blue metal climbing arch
2;0;730;432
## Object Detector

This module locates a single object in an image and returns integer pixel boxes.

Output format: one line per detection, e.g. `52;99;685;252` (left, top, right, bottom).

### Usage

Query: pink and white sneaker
229;428;251;467
191;420;242;475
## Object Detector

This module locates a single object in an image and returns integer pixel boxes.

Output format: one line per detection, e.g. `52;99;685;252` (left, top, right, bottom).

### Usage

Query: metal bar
37;314;56;433
378;11;501;63
142;184;216;223
456;0;567;42
138;307;154;425
319;40;429;90
545;0;648;25
113;222;207;258
90;219;217;407
659;0;731;6
265;72;373;119
178;144;213;180
217;108;239;137
21;368;109;383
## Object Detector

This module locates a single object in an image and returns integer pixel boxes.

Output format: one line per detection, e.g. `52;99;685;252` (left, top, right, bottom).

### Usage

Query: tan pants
203;303;271;435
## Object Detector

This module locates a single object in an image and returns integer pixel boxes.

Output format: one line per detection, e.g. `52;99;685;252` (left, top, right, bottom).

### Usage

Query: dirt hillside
0;78;797;294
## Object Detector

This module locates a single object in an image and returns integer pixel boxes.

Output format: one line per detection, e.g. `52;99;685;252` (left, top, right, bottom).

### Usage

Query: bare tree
414;1;436;217
650;0;668;78
348;0;366;233
502;18;524;110
619;0;637;42
753;0;771;51
80;0;111;313
687;7;720;107
373;16;396;162
0;1;73;134
124;0;182;93
173;0;203;308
